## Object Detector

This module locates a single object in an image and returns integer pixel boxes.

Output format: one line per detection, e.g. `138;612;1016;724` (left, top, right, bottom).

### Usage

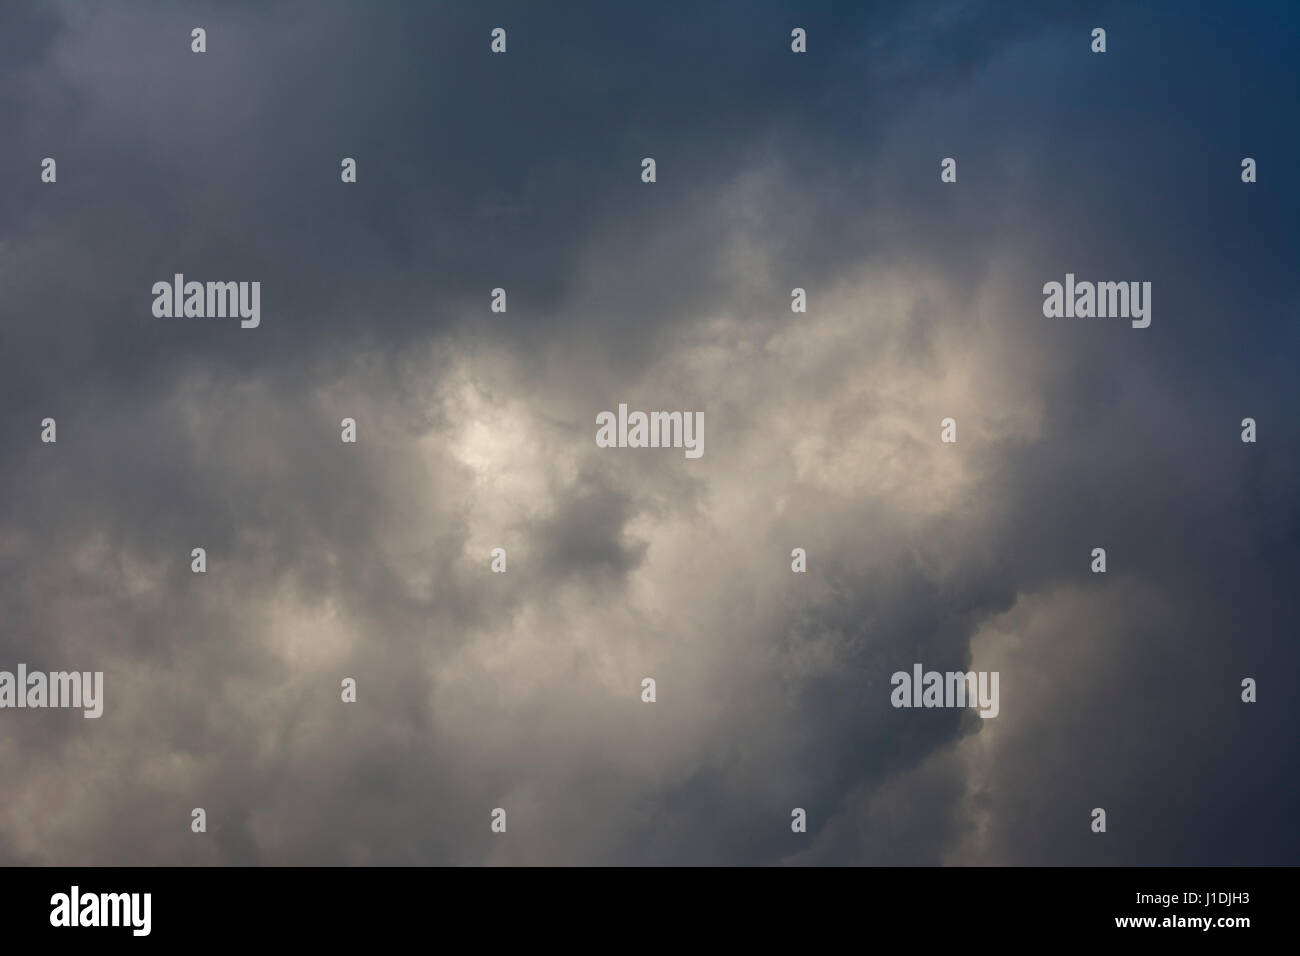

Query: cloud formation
0;0;1296;865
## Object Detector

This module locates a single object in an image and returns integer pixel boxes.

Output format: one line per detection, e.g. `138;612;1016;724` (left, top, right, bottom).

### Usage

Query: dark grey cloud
0;0;1295;865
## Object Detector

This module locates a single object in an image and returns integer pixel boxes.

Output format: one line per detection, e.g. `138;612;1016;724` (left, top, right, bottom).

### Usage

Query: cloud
0;0;1296;865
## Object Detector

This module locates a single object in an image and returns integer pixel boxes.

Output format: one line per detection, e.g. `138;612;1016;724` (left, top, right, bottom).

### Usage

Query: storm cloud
0;0;1296;865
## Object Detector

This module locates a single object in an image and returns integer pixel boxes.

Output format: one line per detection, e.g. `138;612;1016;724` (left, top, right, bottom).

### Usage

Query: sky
0;0;1296;865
